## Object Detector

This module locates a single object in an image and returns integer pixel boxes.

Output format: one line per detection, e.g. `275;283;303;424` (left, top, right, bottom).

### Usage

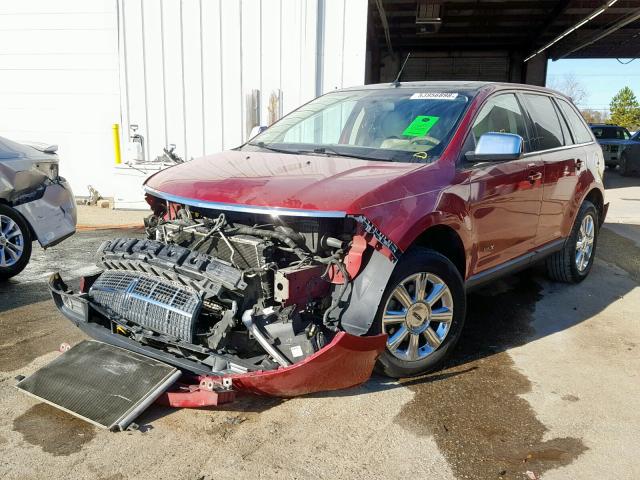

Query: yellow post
112;123;122;165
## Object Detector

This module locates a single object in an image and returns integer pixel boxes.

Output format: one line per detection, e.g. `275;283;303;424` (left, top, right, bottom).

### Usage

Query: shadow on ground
604;169;640;189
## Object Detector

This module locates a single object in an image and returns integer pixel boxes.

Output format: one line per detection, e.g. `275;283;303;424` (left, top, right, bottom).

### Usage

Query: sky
546;58;640;112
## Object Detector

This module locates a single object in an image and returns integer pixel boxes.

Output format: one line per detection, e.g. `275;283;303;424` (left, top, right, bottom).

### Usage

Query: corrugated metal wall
0;0;120;195
118;0;368;164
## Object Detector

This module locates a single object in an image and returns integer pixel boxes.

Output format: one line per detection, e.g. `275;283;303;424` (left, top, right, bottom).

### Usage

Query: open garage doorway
364;0;640;86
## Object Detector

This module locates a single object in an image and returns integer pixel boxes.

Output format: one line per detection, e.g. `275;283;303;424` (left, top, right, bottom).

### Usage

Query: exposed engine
86;199;360;374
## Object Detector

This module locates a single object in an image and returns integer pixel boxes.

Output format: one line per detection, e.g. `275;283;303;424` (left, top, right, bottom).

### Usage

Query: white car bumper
15;178;77;248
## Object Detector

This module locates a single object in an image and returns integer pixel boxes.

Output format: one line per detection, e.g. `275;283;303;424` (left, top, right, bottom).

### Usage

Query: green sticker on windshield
402;115;440;137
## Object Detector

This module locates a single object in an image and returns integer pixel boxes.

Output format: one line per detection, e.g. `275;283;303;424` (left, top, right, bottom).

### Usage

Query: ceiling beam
553;9;640;59
381;0;557;12
374;0;395;56
524;0;572;49
524;0;625;62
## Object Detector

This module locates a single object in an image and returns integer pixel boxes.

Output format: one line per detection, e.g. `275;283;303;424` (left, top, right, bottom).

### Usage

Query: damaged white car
0;136;77;279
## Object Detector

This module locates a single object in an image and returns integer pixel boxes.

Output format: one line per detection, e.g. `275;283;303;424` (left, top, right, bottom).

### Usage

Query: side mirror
249;125;268;140
465;132;523;163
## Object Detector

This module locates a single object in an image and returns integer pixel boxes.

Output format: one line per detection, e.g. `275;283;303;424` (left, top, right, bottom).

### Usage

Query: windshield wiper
300;146;387;162
249;142;393;162
248;142;374;160
247;142;301;155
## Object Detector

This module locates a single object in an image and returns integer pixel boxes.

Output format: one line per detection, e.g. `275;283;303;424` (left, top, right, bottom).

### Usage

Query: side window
472;93;530;152
557;99;594;144
522;94;564;150
618;128;631;140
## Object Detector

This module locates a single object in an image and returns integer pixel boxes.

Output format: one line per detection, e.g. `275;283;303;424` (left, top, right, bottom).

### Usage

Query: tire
546;201;598;284
0;204;32;281
619;152;632;177
371;248;466;378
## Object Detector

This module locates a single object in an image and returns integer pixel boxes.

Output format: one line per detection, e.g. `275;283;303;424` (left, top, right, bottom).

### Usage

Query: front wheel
0;204;32;280
372;248;466;378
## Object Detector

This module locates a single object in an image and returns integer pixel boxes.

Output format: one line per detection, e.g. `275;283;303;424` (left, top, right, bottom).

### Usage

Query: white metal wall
0;0;367;197
119;0;368;164
0;0;120;197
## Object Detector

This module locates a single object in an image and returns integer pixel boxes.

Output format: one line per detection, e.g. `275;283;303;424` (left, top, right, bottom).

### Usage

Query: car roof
590;124;623;128
338;81;572;101
340;80;490;91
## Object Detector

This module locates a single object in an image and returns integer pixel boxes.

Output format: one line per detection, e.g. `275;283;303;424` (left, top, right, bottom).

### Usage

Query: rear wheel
0;204;32;280
546;201;598;283
372;248;466;378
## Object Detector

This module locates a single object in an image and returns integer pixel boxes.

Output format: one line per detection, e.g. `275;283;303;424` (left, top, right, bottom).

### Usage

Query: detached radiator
89;270;202;343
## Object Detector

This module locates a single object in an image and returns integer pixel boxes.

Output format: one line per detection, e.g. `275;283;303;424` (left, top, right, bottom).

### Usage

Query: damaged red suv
51;81;606;393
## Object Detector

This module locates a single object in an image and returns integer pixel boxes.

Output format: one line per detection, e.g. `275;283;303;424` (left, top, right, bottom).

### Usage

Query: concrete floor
75;205;147;229
0;171;639;480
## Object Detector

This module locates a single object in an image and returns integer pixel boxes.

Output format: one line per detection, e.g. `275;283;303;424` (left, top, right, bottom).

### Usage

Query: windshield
591;126;631;140
245;88;471;163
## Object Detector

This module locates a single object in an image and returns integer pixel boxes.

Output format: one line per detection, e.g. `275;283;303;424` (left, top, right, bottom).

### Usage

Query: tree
581;109;609;124
609;87;640;130
548;73;588;106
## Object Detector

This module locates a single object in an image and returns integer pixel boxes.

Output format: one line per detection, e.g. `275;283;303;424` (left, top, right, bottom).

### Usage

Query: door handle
527;171;542;183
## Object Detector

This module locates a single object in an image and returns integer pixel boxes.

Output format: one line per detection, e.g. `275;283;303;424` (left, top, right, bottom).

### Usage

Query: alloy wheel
0;214;25;268
382;272;454;361
575;214;595;272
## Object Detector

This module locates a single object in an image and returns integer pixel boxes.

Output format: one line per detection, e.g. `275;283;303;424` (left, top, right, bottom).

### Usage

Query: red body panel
228;332;387;397
152;333;386;407
156;384;236;408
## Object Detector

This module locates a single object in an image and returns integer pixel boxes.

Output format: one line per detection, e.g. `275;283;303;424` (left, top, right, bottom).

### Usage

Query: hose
190;214;226;251
241;309;291;367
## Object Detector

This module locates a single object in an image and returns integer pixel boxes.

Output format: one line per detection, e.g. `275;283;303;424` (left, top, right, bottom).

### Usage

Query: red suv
51;82;606;389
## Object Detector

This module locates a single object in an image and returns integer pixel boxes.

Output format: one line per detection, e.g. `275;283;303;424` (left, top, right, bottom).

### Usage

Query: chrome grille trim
144;186;347;218
89;270;201;342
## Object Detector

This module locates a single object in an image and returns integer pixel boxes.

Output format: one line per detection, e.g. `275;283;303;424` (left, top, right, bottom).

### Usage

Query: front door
461;93;544;275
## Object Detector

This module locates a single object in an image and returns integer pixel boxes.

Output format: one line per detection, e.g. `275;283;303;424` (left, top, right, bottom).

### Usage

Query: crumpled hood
144;150;423;214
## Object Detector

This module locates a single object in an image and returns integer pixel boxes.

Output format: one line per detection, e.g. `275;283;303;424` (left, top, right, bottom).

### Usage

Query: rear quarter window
557;99;593;144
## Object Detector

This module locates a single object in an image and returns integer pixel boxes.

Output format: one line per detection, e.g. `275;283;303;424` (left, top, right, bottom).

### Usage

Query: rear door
519;93;583;245
462;92;544;274
524;94;595;245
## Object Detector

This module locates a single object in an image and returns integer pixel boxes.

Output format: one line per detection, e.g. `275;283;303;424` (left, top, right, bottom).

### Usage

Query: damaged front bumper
49;273;387;398
15;178;76;248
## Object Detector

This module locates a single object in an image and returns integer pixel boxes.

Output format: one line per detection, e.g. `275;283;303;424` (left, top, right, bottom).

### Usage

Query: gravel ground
0;171;639;480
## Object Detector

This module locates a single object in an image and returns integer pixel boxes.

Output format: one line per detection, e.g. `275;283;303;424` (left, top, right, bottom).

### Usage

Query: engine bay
85;197;363;374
